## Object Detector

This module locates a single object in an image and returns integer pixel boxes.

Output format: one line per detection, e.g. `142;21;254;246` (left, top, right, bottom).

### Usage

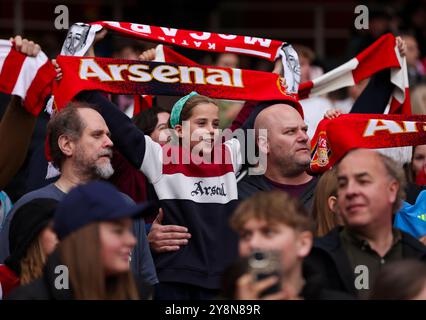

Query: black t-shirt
263;176;315;198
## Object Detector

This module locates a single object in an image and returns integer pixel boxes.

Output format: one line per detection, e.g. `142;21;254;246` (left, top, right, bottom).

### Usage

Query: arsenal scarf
52;56;294;110
63;21;301;95
0;40;56;115
310;114;426;173
93;21;285;61
299;33;409;114
156;34;410;115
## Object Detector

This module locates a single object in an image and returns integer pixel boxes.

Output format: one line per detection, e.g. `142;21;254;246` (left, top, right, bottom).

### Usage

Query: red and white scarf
310;114;426;173
155;34;410;115
0;40;55;115
299;33;410;114
93;21;285;61
52;56;297;110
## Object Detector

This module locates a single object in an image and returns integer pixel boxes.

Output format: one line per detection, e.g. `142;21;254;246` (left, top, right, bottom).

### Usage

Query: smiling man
238;103;318;210
305;149;426;299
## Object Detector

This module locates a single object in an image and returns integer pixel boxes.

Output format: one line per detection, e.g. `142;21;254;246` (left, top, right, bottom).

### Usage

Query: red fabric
161;34;409;115
352;34;400;82
310;114;426;173
298;34;409;115
52;56;297;110
0;48;26;93
0;43;56;116
0;264;20;298
415;167;426;186
389;87;411;115
93;21;283;61
24;60;57;115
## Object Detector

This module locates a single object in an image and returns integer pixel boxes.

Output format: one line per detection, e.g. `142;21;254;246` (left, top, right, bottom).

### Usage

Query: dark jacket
7;251;153;300
237;173;318;210
301;263;354;300
304;227;426;297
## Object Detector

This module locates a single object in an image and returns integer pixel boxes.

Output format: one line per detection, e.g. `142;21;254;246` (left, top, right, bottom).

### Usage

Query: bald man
238;103;318;210
305;149;426;299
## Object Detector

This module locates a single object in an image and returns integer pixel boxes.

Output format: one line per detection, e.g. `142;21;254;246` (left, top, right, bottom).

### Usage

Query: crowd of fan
1;8;426;300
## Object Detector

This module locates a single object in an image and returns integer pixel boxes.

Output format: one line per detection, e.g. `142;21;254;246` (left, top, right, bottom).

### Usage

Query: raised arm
0;36;43;189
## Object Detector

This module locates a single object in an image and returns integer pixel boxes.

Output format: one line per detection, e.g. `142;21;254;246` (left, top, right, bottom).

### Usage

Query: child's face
99;218;136;276
238;218;312;274
177;102;220;155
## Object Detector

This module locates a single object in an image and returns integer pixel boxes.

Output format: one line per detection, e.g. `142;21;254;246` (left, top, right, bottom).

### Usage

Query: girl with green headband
80;90;243;300
169;91;222;157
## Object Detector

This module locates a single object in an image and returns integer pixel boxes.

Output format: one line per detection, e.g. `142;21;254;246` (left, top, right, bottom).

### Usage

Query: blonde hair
20;237;47;285
58;223;139;300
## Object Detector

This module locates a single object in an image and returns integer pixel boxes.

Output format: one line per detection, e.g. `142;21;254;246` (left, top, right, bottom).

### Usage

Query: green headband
170;91;199;128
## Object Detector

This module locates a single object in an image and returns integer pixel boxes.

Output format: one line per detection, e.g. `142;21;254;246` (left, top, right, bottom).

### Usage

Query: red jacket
0;264;20;299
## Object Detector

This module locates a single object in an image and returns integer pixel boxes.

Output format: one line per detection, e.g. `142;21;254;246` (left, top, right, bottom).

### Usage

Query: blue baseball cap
53;181;156;240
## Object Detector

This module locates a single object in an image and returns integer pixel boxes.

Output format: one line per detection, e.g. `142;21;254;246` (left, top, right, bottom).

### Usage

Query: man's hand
272;59;283;75
324;108;342;119
51;59;62;81
396;36;407;57
148;208;191;253
138;48;156;61
10;35;41;57
86;29;108;57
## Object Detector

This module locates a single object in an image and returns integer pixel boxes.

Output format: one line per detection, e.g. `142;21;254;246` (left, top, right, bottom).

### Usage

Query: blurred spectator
394;190;426;244
311;168;343;237
0;199;57;299
405;145;426;185
403;145;426;204
215;53;240;69
0;102;158;287
401;33;425;87
132;106;171;143
227;191;351;300
8;181;155;300
410;83;426;114
369;260;426;299
306;149;426;299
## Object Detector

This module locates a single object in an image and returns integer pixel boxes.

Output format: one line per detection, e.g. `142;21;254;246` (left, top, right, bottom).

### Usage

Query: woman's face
412;145;426;176
176;103;220;156
39;224;58;256
100;218;136;276
150;112;171;144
